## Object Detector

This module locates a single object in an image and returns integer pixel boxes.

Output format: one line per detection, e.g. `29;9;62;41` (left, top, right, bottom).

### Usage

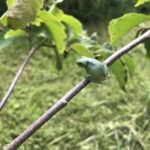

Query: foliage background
0;0;150;149
59;0;150;23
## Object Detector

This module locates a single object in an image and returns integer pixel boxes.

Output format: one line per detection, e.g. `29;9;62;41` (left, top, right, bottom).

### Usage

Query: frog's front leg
86;74;99;83
86;74;92;81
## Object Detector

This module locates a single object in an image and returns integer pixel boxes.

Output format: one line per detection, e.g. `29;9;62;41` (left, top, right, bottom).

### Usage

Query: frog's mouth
77;61;84;67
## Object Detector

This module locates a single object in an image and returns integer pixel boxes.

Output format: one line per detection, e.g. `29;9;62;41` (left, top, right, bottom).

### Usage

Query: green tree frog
77;57;109;84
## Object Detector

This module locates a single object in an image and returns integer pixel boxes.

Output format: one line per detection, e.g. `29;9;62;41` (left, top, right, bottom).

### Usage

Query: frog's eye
86;60;94;67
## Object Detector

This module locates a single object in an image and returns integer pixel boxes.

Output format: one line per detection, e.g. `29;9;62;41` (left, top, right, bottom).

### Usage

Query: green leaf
123;55;136;78
111;55;136;89
0;14;7;26
144;38;150;58
7;0;14;8
5;29;28;39
51;7;64;19
71;43;93;57
31;18;43;27
135;0;150;7
0;32;14;49
38;11;66;53
6;0;44;29
51;8;83;39
109;13;150;44
62;14;83;39
110;60;126;89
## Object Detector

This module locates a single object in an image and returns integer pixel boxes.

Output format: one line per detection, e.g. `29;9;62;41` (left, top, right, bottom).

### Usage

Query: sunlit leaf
51;8;83;39
0;32;14;49
31;18;43;27
38;11;66;53
62;15;83;39
135;0;150;7
6;0;44;29
0;14;7;26
6;0;14;8
109;13;150;44
71;43;93;57
5;29;28;39
51;7;64;19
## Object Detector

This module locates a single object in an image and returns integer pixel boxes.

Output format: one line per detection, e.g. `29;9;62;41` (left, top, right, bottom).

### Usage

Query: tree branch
5;30;150;150
0;38;47;111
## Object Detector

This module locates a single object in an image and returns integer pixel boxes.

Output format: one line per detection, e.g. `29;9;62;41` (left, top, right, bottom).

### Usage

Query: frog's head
77;56;89;67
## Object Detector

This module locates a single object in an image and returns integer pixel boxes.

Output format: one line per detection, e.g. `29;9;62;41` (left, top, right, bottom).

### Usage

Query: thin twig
0;38;47;111
5;30;150;150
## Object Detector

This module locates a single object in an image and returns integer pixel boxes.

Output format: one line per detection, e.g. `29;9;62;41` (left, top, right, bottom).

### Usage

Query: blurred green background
0;0;150;149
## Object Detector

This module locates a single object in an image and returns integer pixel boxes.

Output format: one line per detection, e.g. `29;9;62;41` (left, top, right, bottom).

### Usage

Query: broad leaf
39;11;66;53
111;55;136;89
110;60;127;89
52;8;83;39
96;49;113;60
135;0;150;7
6;0;44;29
71;43;93;57
7;0;14;8
5;29;28;39
62;15;83;39
51;7;64;19
109;13;150;44
0;14;7;26
31;18;43;27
